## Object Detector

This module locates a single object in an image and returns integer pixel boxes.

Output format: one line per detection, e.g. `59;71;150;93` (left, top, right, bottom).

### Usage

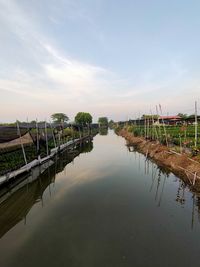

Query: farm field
125;124;200;151
0;125;98;176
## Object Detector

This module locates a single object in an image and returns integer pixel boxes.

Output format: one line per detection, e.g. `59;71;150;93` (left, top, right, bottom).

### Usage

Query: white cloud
0;0;114;118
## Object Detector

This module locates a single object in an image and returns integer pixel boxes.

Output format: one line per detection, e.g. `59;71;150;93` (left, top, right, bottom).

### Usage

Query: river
0;130;200;267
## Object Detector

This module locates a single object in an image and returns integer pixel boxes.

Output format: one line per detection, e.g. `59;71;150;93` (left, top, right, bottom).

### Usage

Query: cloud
41;43;110;97
0;0;114;117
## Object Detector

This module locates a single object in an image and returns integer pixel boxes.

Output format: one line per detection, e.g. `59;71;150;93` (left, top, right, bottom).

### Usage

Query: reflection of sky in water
0;130;200;267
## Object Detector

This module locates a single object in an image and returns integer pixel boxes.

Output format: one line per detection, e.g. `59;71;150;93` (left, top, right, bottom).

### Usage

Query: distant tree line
1;112;117;127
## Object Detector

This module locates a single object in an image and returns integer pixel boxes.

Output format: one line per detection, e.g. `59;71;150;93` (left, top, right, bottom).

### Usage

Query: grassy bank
115;124;200;156
117;127;200;192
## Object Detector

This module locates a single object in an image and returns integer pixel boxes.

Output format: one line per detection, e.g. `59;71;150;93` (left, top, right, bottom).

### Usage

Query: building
158;115;182;125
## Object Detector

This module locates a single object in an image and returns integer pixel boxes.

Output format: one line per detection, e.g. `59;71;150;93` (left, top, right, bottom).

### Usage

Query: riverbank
118;129;200;192
0;134;95;187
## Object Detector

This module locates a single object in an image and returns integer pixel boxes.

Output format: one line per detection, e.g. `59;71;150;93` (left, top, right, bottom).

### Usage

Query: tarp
0;127;28;143
0;132;33;149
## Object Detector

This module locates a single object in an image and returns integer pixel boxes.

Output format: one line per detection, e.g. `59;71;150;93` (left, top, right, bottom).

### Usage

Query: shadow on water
0;140;93;239
128;144;200;230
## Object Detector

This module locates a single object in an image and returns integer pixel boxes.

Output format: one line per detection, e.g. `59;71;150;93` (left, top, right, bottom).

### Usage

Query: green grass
128;124;200;149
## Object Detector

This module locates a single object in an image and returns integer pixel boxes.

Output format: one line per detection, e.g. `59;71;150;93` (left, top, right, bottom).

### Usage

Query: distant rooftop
159;116;181;120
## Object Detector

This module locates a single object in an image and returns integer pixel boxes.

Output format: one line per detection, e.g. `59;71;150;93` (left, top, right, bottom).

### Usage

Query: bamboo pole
156;105;161;142
159;104;168;147
138;112;141;136
150;109;158;141
144;117;147;139
147;118;149;139
45;121;49;156
49;121;57;148
195;101;198;149
35;120;40;160
179;134;182;153
16;120;27;165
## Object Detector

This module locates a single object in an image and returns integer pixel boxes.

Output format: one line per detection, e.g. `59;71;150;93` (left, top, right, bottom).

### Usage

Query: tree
141;114;158;120
75;112;92;126
108;119;115;128
74;112;93;136
177;113;188;120
98;117;108;126
51;113;69;123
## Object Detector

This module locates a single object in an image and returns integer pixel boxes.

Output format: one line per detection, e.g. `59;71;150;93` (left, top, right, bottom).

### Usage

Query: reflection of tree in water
99;127;108;136
79;141;93;153
55;140;93;172
0;139;94;238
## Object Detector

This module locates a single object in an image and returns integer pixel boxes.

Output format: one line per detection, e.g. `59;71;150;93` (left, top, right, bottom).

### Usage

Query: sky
0;0;200;122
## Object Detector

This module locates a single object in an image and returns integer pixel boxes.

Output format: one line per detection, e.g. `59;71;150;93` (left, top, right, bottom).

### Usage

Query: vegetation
177;113;188;120
75;112;92;125
98;117;108;126
0;111;98;175
121;123;200;153
51;113;69;123
99;127;108;135
0;145;37;175
141;114;159;119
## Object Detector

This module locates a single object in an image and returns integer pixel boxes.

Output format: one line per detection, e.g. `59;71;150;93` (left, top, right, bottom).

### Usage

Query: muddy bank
118;129;200;192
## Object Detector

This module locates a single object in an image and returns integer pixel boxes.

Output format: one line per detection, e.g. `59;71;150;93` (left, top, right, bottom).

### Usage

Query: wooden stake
159;104;168;147
45;121;49;156
195;101;198;149
35;119;40;159
151;109;158;141
193;172;197;186
49;121;57;148
179;134;182;153
147;118;149;139
17;120;27;165
156;105;161;142
144;117;147;139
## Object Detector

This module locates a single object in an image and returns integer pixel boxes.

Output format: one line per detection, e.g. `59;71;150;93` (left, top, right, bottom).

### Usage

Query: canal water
0;130;200;267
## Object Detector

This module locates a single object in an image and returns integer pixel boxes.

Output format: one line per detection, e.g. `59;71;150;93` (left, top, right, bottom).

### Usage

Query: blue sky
0;0;200;122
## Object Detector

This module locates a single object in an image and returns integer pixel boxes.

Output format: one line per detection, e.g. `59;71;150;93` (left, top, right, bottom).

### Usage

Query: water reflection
1;131;200;267
127;144;200;230
99;127;108;135
0;140;94;238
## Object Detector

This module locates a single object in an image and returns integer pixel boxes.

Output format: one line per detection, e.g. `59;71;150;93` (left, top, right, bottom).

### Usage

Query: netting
0;127;28;143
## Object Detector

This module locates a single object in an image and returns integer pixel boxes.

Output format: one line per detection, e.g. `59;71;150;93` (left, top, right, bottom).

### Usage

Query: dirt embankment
118;129;200;192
